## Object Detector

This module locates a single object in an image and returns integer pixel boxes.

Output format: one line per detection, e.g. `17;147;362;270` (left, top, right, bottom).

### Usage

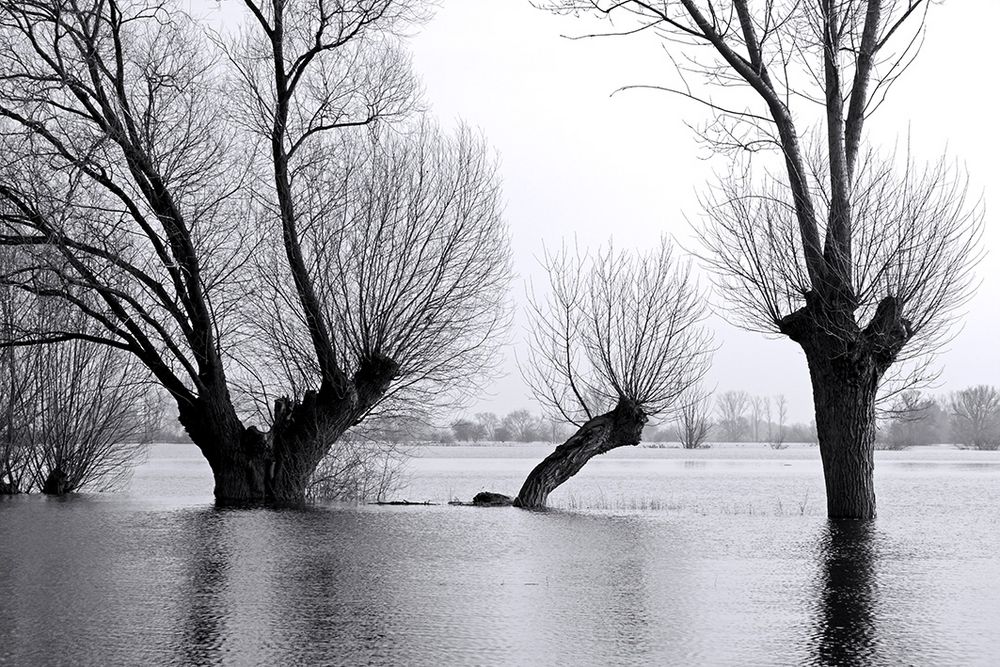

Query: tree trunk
41;467;69;495
807;352;879;519
513;399;646;509
177;354;398;507
783;293;910;520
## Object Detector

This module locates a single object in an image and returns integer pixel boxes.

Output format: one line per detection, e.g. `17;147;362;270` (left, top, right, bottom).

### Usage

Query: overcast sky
396;0;1000;423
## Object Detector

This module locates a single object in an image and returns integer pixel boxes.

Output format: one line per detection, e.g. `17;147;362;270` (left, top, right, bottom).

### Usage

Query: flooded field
2;443;999;665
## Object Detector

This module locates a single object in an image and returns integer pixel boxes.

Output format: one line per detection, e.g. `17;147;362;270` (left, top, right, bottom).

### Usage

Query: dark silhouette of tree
476;239;712;508
0;0;510;505
540;0;982;518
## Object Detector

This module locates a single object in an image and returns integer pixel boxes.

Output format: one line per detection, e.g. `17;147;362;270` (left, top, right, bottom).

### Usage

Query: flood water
2;443;1000;665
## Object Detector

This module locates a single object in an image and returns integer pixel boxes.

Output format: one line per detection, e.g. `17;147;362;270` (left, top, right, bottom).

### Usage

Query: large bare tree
476;239;712;509
541;0;982;518
0;0;510;504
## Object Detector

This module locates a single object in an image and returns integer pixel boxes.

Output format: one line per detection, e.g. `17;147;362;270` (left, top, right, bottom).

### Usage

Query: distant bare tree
540;0;982;517
479;238;712;508
949;386;1000;451
881;390;947;449
474;412;501;441
675;385;712;450
748;395;765;443
716;390;750;442
768;395;789;450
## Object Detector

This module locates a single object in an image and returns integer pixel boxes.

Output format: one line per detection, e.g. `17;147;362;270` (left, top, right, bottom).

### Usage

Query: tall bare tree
476;239;712;508
541;0;982;517
0;0;510;504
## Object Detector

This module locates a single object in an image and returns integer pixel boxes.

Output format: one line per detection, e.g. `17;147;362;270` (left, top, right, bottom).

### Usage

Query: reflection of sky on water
2;444;1000;665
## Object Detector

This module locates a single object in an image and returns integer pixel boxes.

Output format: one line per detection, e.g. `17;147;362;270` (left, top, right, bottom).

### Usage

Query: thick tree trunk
807;352;879;519
513;399;646;509
41;467;70;495
782;293;910;520
177;355;398;507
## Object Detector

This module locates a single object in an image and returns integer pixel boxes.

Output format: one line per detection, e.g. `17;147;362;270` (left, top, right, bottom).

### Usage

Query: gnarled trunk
178;354;398;507
513;399;646;509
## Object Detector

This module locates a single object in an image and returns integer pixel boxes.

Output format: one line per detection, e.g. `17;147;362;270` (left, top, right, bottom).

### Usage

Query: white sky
198;1;1000;424
402;0;1000;423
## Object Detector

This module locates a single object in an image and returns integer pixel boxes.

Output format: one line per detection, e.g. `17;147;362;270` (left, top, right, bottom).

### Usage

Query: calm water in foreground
2;443;1000;666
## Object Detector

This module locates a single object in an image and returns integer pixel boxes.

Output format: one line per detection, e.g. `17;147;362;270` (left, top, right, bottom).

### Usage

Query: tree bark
177;354;398;507
808;352;879;519
781;293;911;519
513;399;646;509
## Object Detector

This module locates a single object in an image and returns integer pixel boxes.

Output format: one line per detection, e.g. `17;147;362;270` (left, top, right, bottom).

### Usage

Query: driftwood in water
371;500;437;506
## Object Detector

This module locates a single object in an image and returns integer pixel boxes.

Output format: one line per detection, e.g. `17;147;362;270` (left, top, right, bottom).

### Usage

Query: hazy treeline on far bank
436;386;1000;452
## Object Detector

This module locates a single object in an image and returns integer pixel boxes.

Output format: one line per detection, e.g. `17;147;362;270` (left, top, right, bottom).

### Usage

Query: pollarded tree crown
523;237;713;428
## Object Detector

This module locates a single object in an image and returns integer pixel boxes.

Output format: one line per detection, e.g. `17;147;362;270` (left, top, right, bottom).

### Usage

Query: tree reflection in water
180;509;231;667
811;519;880;666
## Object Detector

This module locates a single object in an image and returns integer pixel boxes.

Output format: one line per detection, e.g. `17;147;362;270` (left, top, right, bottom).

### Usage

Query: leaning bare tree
476;239;712;509
0;0;510;505
541;0;981;518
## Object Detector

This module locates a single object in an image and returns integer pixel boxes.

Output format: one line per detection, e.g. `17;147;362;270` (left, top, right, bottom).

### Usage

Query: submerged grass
550;488;818;516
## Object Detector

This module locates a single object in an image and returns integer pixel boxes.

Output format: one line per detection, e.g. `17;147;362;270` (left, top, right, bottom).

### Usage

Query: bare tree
476;238;712;508
880;389;937;449
540;0;982;517
715;390;750;442
474;412;501;441
748;395;765;443
0;1;510;504
1;283;148;494
675;385;712;450
768;394;789;449
949;386;1000;451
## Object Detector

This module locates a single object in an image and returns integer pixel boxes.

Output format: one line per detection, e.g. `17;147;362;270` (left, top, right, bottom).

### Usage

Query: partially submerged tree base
474;399;647;510
41;468;69;496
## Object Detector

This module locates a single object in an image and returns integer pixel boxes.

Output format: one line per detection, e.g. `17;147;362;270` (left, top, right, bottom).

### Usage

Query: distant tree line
623;386;1000;451
879;387;1000;451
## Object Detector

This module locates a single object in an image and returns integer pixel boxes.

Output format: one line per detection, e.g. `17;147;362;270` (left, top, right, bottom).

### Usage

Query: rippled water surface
3;443;1000;665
